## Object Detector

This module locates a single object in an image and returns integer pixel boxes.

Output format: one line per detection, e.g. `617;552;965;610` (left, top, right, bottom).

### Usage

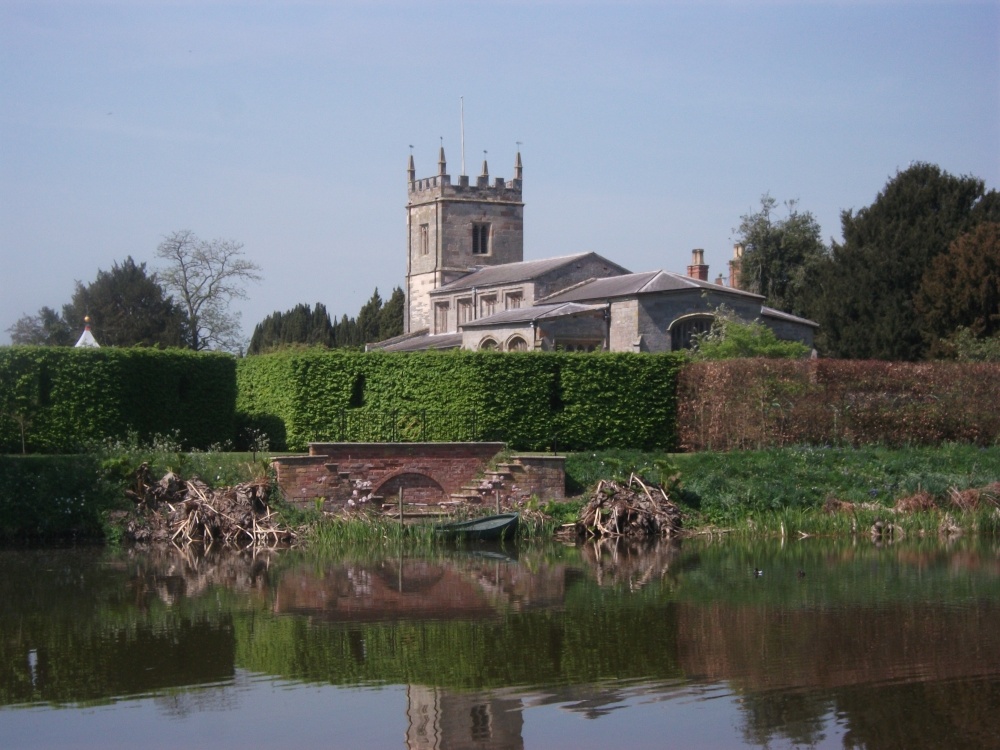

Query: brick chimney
687;249;708;281
729;244;744;289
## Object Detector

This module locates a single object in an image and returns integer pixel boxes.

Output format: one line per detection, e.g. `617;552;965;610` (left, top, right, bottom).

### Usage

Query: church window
507;336;528;352
419;224;429;255
472;223;491;255
479;295;497;317
504;291;523;310
434;302;449;334
457;299;473;325
478;338;498;350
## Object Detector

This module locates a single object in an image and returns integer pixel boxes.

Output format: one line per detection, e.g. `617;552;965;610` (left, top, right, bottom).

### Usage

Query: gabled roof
460;302;606;329
541;270;764;304
431;252;629;295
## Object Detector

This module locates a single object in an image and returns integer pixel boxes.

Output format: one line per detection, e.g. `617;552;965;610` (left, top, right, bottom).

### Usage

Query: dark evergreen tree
248;302;335;354
915;221;1000;355
734;195;828;316
246;286;406;354
63;257;188;348
8;258;186;347
356;288;383;345
377;287;405;341
806;163;1000;360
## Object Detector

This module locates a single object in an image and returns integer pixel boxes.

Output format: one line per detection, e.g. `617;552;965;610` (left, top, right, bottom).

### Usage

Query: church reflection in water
406;685;524;750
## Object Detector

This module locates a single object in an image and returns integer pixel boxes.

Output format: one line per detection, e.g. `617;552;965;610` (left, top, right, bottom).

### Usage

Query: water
1;536;998;749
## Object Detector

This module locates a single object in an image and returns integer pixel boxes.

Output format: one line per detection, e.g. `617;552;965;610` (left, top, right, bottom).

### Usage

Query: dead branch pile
121;463;295;548
577;473;682;538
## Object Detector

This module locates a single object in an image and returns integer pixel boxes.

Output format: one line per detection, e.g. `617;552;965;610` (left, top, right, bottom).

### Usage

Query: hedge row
0;347;237;453
5;347;997;456
676;359;1000;450
235;350;684;452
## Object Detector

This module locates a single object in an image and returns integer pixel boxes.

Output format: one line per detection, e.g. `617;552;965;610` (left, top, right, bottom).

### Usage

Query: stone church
373;148;817;353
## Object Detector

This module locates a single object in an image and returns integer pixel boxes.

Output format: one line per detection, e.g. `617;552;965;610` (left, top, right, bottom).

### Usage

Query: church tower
405;147;524;333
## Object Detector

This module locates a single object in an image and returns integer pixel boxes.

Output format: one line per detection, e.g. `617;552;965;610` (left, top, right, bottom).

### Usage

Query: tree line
733;162;999;361
7;163;998;361
246;288;405;354
7;231;262;353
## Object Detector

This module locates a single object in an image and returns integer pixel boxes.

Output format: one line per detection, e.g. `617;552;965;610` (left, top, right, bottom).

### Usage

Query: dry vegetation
576;474;682;539
113;463;296;547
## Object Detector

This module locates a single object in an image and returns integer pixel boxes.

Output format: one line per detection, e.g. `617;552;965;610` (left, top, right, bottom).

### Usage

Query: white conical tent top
74;317;100;348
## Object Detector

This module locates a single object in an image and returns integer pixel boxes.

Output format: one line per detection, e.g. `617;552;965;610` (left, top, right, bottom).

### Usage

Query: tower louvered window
472;223;491;255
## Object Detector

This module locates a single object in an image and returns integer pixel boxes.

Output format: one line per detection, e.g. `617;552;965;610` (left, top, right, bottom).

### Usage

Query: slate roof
460;302;606;329
431;252;629;295
761;306;820;328
375;332;463;352
540;270;764;304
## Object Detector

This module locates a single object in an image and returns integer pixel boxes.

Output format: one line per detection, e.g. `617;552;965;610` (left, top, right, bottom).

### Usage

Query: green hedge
236;349;685;452
0;347;237;453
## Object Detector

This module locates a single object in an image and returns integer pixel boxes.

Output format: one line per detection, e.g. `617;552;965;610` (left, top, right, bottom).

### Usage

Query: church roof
374;332;463;352
431;252;629;294
460;302;606;328
541;270;764;304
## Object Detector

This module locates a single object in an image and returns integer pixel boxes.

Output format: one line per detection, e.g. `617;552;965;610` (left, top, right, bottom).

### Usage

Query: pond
1;535;998;749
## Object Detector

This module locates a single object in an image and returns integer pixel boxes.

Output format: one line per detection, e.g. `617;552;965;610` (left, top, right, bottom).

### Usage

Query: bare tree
156;230;262;352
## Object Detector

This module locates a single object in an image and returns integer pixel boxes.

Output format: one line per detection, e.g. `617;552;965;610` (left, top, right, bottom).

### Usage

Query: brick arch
374;471;447;505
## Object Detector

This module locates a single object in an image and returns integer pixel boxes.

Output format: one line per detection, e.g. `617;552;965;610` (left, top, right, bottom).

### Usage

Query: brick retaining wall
272;443;564;512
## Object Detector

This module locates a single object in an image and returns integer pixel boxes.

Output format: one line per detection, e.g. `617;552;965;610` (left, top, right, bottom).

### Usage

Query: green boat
435;512;519;542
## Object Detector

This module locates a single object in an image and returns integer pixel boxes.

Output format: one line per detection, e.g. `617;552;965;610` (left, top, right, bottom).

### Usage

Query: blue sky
2;1;998;347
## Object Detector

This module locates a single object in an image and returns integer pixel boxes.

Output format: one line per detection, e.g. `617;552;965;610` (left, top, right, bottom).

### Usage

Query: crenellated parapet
407;147;523;203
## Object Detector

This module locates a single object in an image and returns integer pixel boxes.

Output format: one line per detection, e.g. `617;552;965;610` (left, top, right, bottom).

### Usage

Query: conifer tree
915;222;1000;356
247;286;406;353
807;163;1000;360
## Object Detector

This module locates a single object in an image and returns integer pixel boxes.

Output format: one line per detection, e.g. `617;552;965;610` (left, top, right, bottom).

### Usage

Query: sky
1;0;998;348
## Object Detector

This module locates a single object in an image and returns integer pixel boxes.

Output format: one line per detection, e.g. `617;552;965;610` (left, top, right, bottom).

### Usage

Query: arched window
506;335;528;352
478;338;499;351
670;314;714;350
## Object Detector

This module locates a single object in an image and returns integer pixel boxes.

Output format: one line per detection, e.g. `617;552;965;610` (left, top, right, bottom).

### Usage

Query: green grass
6;441;999;544
564;444;1000;531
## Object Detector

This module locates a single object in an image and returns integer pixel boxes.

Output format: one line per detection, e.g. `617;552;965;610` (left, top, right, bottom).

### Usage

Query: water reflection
1;537;999;749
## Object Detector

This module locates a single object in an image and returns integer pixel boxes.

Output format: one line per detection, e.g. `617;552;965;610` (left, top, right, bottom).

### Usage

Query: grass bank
3;443;998;544
564;443;1000;536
